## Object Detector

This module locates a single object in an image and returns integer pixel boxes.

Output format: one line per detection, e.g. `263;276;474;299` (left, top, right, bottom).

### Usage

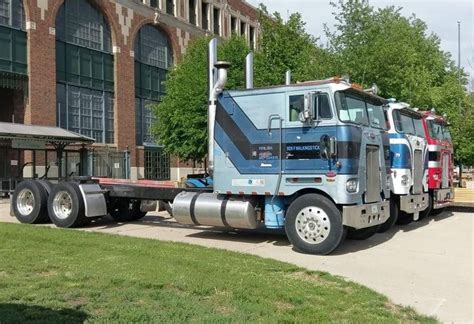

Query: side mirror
299;93;314;123
329;137;337;157
320;135;330;160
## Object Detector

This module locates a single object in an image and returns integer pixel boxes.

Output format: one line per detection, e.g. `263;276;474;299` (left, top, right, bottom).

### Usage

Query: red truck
421;110;454;215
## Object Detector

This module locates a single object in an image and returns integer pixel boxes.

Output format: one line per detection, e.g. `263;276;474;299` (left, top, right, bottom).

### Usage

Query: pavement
0;201;472;323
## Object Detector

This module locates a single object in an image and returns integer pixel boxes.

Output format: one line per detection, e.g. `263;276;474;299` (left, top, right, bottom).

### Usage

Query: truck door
283;91;336;174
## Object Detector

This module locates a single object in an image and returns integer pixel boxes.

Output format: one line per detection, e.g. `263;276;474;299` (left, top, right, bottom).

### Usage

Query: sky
246;0;474;88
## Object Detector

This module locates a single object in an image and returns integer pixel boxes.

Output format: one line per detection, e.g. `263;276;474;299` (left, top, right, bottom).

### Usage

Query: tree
152;35;249;161
325;0;473;165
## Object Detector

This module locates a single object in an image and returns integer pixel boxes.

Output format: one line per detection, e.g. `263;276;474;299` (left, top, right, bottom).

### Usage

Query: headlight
401;175;409;186
346;179;358;193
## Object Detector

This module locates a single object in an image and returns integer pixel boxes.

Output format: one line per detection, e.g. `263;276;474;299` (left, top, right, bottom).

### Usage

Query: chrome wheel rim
17;189;35;216
53;191;73;220
295;206;331;244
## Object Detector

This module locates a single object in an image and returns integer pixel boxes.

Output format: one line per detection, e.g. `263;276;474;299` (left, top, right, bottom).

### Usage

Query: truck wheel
110;200;146;222
285;193;346;255
418;194;432;220
12;180;49;224
47;182;88;228
347;225;380;240
396;211;412;225
378;199;398;233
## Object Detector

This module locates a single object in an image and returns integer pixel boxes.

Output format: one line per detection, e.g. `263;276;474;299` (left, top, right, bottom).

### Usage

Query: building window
249;25;255;49
213;7;220;35
240;21;246;37
230;16;237;34
134;25;172;146
55;0;114;143
166;0;174;16
0;0;25;30
188;0;196;25
201;2;209;30
150;0;159;8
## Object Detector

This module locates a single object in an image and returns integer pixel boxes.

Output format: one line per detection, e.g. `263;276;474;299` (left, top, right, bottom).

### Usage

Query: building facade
0;0;259;181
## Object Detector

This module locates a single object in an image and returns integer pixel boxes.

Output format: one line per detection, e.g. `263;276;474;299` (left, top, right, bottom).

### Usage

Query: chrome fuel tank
172;192;258;229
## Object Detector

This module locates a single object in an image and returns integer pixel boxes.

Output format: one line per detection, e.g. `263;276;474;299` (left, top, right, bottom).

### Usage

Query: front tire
347;225;380;240
418;194;432;220
12;180;50;224
285;193;346;255
47;182;89;228
378;199;399;233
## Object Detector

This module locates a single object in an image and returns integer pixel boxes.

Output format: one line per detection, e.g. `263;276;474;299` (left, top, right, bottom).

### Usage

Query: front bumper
433;188;454;209
399;193;429;214
342;201;390;229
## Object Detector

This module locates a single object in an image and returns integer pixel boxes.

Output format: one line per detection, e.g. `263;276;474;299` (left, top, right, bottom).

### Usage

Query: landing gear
285;194;346;255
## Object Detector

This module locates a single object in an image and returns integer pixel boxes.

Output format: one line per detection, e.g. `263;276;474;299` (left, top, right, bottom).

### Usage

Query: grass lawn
0;223;436;323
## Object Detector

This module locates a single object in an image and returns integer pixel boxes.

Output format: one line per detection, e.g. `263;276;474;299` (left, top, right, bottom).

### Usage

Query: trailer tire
36;180;53;195
378;199;399;233
285;193;346;255
12;180;50;224
47;182;88;228
347;225;380;240
110;200;146;222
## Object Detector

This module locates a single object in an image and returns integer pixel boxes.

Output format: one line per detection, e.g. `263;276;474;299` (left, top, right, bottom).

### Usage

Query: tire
431;207;445;216
36;180;53;195
347;225;380;240
285;193;346;255
110;200;146;222
378;198;399;233
12;180;50;224
418;194;432;220
47;182;88;228
396;211;413;225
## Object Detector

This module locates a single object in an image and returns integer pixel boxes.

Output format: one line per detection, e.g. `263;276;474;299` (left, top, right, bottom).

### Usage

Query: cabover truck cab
421;111;454;213
380;101;429;231
172;39;391;255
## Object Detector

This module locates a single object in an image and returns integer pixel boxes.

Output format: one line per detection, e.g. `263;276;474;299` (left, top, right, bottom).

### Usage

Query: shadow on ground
82;208;459;255
0;303;88;323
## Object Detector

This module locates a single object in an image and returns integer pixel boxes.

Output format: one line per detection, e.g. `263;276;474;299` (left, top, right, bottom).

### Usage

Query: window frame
287;91;334;124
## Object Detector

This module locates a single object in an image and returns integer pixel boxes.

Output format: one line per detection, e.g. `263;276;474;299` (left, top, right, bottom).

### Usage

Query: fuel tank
172;192;258;229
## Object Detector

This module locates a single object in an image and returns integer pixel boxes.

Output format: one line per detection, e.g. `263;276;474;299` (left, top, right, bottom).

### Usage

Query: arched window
55;0;114;143
0;0;26;75
134;25;172;145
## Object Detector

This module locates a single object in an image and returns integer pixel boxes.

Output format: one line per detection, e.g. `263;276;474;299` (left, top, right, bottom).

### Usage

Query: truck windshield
394;110;425;138
427;120;444;140
443;126;452;141
335;90;386;128
413;117;425;137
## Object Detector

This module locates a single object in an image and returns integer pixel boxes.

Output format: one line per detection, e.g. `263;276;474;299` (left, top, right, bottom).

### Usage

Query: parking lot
0;201;472;322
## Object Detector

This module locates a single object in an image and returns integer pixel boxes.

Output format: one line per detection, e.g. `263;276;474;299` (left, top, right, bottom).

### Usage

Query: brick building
0;0;259;181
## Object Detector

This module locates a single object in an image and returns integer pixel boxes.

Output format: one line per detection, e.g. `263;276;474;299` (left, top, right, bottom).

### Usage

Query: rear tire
47;182;88;228
378;199;399;233
347;225;380;240
110;200;146;222
12;180;49;224
285;193;346;255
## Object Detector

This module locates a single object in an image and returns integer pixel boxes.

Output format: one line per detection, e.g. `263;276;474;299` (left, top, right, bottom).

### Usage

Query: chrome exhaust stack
208;38;230;175
285;70;292;85
245;52;254;89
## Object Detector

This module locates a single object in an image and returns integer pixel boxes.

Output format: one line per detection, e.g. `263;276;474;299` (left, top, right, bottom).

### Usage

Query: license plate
371;205;378;214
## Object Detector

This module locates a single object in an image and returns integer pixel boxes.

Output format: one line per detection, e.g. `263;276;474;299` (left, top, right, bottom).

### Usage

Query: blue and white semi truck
11;39;390;255
378;101;429;232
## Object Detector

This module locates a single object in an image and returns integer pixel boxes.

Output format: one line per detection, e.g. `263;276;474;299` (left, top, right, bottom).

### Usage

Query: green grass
0;223;436;323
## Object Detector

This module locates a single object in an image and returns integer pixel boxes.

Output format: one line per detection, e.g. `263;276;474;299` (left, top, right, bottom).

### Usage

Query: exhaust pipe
245;53;254;89
208;38;230;176
285;70;291;85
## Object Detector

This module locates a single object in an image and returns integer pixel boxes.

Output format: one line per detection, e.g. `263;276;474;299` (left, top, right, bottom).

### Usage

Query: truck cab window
367;102;385;129
413;117;425;137
336;93;368;125
400;113;415;134
315;93;332;119
289;95;304;121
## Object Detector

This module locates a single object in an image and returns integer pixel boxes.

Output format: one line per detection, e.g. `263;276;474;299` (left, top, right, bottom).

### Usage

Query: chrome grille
413;150;423;194
442;153;449;188
365;146;380;203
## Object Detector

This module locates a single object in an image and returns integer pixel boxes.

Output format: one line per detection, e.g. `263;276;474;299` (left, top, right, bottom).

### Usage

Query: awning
0;122;95;148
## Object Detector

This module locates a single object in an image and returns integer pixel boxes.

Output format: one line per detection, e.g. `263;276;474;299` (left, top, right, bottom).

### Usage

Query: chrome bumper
342;201;390;229
433;188;454;209
399;193;429;214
